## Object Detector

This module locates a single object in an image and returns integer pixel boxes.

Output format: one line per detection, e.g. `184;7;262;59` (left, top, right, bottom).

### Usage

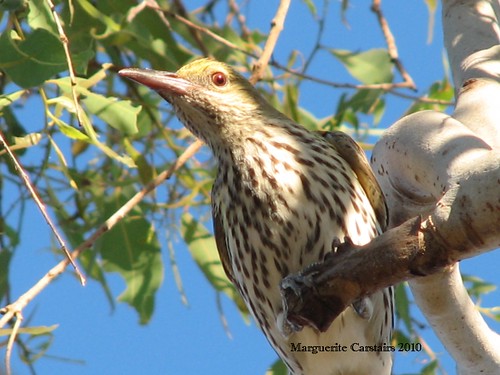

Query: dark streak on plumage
299;174;314;201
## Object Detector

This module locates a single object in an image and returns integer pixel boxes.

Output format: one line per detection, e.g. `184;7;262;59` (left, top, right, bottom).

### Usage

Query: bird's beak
119;68;193;96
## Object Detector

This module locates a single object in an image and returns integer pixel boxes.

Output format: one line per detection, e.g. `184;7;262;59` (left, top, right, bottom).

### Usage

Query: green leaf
330;48;393;84
98;195;163;324
348;89;383;114
27;0;57;35
0;28;66;88
463;275;497;300
297;107;321;131
78;247;116;311
0;89;27;109
395;283;413;334
82;93;140;135
391;329;410;347
76;0;120;37
333;88;385;129
421;359;439;375
265;358;288;375
301;0;317;18
283;83;300;122
372;95;386;125
51;116;90;141
0;324;58;336
181;213;248;315
424;0;438;43
424;0;438;12
22;330;54;363
481;306;500;322
0;0;27;11
406;78;453;114
0;249;12;299
0;133;44;154
120;4;191;69
340;0;350;23
49;77;140;135
0;19;93;85
123;138;154;184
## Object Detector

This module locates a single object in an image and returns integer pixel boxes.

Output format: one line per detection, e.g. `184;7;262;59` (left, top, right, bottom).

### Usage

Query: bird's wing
321;130;389;321
213;209;237;284
320;130;388;231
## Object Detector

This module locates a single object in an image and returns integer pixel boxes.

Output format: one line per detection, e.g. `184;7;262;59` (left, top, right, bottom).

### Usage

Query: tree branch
249;0;291;84
411;264;500;374
45;0;85;127
0;131;85;284
371;0;417;90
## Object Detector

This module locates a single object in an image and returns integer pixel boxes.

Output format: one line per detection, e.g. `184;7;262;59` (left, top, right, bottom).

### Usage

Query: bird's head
119;58;283;150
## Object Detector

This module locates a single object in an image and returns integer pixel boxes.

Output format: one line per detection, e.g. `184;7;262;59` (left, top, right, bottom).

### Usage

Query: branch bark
373;2;500;370
249;0;291;84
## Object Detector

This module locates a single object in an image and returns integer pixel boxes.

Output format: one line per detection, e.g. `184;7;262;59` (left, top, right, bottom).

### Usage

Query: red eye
211;72;227;87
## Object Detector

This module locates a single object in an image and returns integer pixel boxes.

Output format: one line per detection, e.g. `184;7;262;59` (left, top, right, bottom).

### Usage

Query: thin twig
4;312;22;375
250;0;291;84
371;0;417;91
226;0;251;39
284;70;415;91
127;0;171;29
167;239;189;306
0;139;204;329
0;132;86;285
165;9;245;54
216;292;233;340
172;0;211;56
301;0;329;76
389;90;453;106
45;0;85;126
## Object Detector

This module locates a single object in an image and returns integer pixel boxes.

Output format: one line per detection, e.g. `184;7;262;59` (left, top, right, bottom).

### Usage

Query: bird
119;58;393;375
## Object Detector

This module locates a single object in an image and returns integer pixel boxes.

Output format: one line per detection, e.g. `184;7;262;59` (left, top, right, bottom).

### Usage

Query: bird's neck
214;119;316;202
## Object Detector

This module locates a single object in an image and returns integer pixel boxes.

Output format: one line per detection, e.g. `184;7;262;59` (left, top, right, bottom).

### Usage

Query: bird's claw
352;297;374;320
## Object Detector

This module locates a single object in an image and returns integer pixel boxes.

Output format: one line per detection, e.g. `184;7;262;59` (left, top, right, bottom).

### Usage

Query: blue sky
3;1;500;374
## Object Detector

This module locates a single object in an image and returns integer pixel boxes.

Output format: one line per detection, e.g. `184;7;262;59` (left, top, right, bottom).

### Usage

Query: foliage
0;1;480;374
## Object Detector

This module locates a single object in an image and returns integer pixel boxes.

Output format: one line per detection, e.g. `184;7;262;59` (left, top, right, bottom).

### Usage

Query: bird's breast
213;131;378;288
